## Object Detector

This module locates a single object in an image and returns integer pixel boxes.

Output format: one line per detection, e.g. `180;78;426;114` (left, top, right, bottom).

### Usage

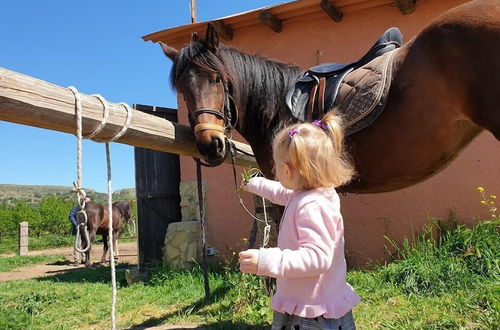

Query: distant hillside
0;184;136;205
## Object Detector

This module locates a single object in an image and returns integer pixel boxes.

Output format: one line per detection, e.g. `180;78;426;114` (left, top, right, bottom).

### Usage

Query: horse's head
123;201;132;223
161;23;236;165
115;201;132;223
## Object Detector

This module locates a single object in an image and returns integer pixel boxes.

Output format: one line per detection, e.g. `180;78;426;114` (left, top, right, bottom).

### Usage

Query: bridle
188;80;236;134
187;80;238;166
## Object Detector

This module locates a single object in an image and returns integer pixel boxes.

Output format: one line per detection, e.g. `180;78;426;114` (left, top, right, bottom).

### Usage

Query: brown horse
161;0;500;194
78;201;132;267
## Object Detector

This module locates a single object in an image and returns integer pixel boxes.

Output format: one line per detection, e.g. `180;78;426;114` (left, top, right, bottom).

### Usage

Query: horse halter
188;80;237;136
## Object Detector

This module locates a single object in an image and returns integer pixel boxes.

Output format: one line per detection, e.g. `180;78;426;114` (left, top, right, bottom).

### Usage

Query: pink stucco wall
177;0;499;267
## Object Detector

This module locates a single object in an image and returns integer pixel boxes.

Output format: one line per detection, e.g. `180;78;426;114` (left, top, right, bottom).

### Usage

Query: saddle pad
334;48;398;136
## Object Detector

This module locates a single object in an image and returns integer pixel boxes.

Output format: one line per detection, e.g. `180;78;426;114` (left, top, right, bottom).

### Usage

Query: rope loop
108;102;133;142
85;94;109;140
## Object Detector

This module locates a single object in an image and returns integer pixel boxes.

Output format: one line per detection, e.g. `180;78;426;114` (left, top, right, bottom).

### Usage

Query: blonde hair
273;112;355;190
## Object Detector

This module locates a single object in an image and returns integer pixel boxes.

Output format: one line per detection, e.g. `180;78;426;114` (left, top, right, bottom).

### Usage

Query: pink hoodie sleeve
256;200;338;278
245;177;294;206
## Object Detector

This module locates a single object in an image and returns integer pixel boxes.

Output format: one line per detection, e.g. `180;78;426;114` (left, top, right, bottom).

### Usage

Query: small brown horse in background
78;201;132;267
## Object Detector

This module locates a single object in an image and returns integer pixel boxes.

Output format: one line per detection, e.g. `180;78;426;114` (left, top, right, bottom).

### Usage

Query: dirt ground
0;241;138;282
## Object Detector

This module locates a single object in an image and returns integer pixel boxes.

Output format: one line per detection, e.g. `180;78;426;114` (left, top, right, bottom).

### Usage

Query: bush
0;197;73;237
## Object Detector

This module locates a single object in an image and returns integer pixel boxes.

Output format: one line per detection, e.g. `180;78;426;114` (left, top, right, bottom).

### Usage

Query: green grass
0;255;65;272
0;219;498;329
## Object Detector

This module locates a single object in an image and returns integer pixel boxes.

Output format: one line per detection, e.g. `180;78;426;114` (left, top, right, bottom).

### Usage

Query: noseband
188;81;236;136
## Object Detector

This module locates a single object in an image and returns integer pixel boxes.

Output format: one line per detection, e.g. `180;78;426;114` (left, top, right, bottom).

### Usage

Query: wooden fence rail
0;67;257;167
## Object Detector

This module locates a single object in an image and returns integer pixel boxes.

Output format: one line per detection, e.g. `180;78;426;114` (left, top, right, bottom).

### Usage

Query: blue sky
0;0;283;193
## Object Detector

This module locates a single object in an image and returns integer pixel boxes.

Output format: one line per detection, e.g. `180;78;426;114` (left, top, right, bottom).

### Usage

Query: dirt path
0;241;138;282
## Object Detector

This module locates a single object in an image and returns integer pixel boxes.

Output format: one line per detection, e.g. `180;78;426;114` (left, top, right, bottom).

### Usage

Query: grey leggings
271;310;356;330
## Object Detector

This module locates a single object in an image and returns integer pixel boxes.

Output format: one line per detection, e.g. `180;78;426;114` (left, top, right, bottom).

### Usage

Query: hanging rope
105;142;117;330
68;86;91;254
67;88;133;330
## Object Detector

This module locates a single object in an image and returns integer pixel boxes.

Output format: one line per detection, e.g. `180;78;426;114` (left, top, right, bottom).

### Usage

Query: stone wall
163;181;206;270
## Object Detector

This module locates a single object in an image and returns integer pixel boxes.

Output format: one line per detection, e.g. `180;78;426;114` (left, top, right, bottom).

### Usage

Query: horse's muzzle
197;134;226;165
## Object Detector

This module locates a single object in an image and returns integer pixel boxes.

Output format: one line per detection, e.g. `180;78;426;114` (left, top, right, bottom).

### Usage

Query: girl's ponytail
322;112;345;157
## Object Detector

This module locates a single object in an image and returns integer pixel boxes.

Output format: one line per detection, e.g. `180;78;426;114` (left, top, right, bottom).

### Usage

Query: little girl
239;112;360;330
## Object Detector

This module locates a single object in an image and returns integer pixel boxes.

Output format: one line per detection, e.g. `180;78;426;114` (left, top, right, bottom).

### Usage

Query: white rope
261;197;270;247
109;102;133;142
68;86;118;329
68;86;91;254
105;142;117;330
85;94;109;140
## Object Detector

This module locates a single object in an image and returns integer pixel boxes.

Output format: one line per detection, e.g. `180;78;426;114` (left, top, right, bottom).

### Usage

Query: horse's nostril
213;136;224;153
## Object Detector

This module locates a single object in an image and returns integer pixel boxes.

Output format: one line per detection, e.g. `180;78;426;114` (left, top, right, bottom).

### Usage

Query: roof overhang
142;0;415;45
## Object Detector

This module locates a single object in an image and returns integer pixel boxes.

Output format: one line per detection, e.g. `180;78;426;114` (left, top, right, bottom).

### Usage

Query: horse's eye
210;76;222;84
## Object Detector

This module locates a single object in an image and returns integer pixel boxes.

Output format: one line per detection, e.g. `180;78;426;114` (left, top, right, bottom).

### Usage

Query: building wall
176;0;500;267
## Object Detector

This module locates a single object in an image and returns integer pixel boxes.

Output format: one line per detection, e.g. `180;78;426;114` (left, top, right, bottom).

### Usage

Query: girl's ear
283;163;293;179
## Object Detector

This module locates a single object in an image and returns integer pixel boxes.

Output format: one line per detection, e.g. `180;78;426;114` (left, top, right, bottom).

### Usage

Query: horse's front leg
101;232;109;264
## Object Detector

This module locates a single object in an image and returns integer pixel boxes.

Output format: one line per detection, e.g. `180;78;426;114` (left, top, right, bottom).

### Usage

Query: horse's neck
224;49;301;143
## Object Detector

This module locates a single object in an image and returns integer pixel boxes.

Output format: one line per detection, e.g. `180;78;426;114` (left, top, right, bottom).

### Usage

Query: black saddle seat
307;27;403;77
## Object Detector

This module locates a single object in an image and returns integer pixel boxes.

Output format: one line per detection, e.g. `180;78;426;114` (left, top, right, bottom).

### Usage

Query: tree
39;196;73;235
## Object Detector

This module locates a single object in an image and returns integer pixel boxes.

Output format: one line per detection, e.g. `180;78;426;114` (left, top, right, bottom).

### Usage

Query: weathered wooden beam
0;67;256;168
320;0;343;23
259;11;283;33
394;0;416;15
210;20;233;40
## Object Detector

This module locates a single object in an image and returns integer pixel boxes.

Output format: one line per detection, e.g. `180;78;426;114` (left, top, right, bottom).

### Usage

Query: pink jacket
246;177;360;319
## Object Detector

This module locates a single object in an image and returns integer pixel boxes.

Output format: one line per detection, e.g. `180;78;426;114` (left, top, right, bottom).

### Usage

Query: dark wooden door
134;104;182;270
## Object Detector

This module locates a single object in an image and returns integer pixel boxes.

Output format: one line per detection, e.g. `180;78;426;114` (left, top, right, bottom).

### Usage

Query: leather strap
307;83;318;122
318;76;326;119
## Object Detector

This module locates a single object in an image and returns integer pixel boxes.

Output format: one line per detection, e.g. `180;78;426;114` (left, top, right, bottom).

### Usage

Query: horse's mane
171;40;302;134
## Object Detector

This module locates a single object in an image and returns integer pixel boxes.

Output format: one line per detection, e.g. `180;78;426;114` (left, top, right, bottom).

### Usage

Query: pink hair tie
312;120;328;131
289;128;299;138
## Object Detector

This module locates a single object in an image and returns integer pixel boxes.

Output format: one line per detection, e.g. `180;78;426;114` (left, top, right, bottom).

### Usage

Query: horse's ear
205;22;219;53
160;42;178;61
191;32;199;42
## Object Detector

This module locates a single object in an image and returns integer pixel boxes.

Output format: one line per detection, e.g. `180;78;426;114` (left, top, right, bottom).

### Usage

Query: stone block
163;220;201;270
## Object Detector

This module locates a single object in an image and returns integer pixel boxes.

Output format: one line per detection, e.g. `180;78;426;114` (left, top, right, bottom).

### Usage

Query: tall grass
381;218;499;295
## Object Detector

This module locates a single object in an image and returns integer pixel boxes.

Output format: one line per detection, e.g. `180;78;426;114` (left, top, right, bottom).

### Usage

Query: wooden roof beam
210;20;233;40
259;11;283;33
320;0;343;23
394;0;416;15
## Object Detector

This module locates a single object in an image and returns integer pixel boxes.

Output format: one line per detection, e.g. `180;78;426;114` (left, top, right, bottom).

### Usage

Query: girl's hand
239;249;259;274
238;167;262;192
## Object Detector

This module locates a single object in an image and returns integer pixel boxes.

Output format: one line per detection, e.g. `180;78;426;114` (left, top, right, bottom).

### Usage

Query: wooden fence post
18;222;29;255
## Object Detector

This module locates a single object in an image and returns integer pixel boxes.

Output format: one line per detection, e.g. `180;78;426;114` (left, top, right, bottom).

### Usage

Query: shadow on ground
36;262;132;285
125;285;269;330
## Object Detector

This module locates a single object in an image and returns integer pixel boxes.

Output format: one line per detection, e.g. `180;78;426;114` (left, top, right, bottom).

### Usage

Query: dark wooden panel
134;104;182;270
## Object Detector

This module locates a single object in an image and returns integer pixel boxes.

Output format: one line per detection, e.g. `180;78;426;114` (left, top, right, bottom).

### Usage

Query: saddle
285;27;403;135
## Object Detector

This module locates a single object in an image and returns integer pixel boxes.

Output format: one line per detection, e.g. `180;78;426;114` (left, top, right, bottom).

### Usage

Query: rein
191;80;269;301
